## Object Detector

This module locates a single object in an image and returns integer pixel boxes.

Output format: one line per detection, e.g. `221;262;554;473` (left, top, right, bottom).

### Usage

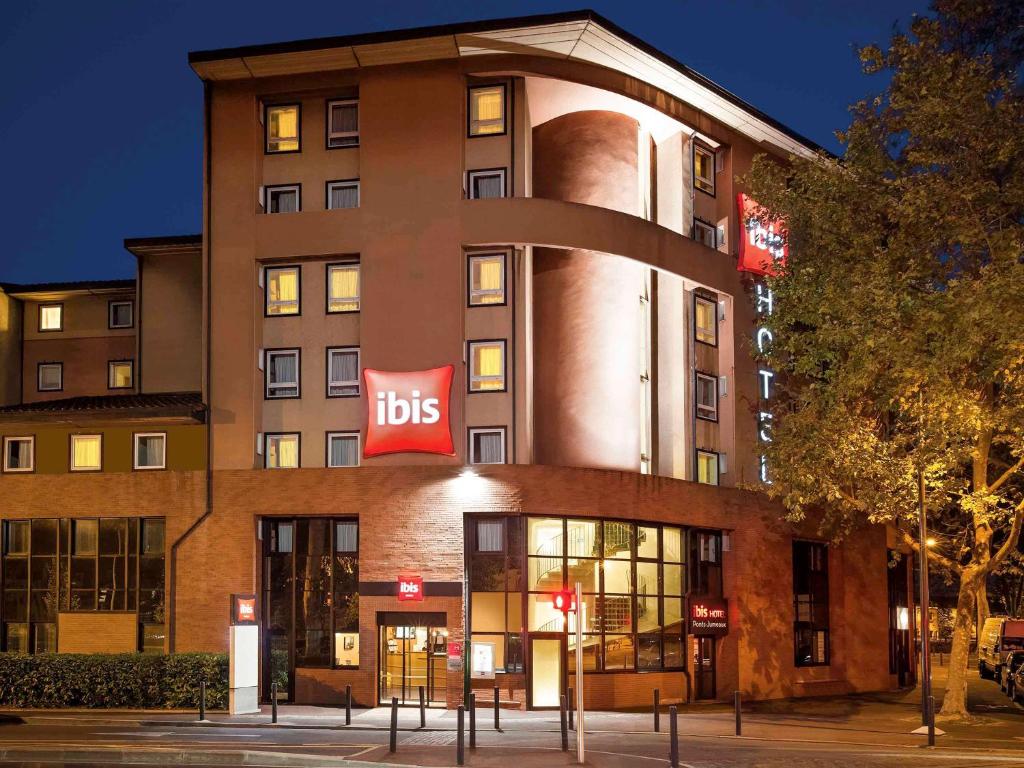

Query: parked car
978;616;1024;680
1011;659;1024;705
999;649;1024;694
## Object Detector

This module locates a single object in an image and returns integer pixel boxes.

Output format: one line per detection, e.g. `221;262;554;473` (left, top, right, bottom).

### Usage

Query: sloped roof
0;392;206;423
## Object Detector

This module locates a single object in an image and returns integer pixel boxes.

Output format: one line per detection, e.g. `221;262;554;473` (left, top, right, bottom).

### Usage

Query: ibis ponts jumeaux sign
687;597;729;636
363;365;455;458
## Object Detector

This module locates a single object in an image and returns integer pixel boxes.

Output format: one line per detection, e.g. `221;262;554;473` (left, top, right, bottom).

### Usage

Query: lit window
109;301;133;329
73;519;98;554
2;437;34;473
71;435;102;472
468;340;506;392
694;144;715;194
327;347;360;397
468;253;505;305
37;363;62;392
694;220;716;249
469;427;506;464
266;185;300;214
327;432;360;468
38;304;62;332
327;263;360;312
793;541;830;666
696;450;719;486
266;433;300;469
327;180;359;210
266;266;300;315
468;169;505;199
108;360;134;389
476;520;503;552
266;349;300;398
134;433;166;470
266;104;300;153
694;295;717;345
695;373;718;421
469;85;505;136
327;100;359;148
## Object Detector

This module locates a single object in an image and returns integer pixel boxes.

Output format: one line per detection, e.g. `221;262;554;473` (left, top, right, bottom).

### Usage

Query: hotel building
0;11;915;709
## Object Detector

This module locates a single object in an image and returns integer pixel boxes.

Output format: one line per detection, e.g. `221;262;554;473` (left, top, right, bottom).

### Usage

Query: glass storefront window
603;522;634;559
604;559;633;594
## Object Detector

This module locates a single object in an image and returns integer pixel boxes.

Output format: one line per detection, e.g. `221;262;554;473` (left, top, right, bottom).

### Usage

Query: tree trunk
976;578;989;644
940;568;979;717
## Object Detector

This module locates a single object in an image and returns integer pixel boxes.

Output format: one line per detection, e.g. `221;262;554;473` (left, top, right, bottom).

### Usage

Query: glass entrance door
693;636;716;700
529;636;563;708
379;625;447;705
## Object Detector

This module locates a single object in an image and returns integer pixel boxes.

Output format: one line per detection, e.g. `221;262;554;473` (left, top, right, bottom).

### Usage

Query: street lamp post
918;467;931;726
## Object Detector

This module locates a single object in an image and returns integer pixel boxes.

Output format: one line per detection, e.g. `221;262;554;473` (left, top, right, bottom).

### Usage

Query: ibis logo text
363;366;455;458
397;575;424;602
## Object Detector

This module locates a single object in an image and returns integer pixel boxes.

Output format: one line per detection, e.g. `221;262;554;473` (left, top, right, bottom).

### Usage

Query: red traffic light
551;590;577;614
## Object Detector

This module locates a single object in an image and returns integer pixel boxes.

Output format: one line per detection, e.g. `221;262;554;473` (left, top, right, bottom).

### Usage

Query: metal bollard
469;693;477;749
389;697;398;753
560;694;569;751
419;685;426;728
271;682;278;723
568;686;574;730
734;691;741;736
927;695;935;747
345;685;352;726
199;681;206;721
494;686;500;730
457;705;465;766
669;706;679;768
654;688;661;732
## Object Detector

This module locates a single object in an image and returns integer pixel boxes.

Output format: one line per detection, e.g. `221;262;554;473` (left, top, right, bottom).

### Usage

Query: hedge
0;653;228;709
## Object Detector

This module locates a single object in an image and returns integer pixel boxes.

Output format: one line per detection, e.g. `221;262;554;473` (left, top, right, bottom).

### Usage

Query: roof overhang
1;280;136;301
124;234;202;260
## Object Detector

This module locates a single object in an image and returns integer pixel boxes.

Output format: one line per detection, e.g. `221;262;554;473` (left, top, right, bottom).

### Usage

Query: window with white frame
694;143;715;195
695;373;718;421
694;219;716;249
265;104;300;153
2;437;34;473
134;433;166;470
468;85;505;136
696;450;719;486
266;185;300;213
109;300;133;329
265;266;300;315
694;294;717;346
327;180;360;210
468;340;506;392
266;349;300;398
327;432;360;468
37;363;62;392
468;253;505;305
71;435;102;472
468;169;506;199
469;427;506;464
327;347;360;397
38;304;62;332
327;100;359;148
327;262;360;312
108;360;133;390
265;433;300;469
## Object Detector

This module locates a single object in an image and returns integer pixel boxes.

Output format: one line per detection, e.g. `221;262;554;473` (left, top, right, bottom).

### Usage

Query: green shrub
0;653;228;709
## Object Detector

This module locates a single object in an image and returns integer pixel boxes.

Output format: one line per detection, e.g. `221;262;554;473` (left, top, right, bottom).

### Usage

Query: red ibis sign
737;194;787;276
231;593;257;625
363;366;455;458
687;597;728;636
397;575;424;602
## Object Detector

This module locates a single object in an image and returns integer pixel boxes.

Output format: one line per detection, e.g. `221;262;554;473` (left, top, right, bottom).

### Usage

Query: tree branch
986;504;1024;575
895;524;961;574
988;455;1024;494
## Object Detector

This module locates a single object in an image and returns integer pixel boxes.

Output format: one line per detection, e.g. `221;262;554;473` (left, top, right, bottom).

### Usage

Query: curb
0;746;407;768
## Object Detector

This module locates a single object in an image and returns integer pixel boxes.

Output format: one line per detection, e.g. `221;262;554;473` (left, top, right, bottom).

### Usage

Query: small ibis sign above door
397;575;424;602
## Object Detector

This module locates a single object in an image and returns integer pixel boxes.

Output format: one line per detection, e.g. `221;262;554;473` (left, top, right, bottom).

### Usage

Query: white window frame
2;436;34;473
468;84;506;137
696;450;719;486
468;253;506;306
266;184;301;214
326;179;360;210
133;432;167;471
694;219;716;249
694;143;716;195
327;431;360;468
108;360;134;390
108;300;134;329
265;266;300;315
266;349;300;399
327;347;361;398
37;363;62;392
71;434;103;472
326;99;359;148
265;104;300;153
327;262;360;313
694;295;718;346
265;433;300;469
38;303;63;332
469;427;506;465
467;169;506;199
468;340;506;392
695;372;719;421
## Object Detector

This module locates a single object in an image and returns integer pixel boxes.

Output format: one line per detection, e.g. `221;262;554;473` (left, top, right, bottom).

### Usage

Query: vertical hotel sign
736;194;787;484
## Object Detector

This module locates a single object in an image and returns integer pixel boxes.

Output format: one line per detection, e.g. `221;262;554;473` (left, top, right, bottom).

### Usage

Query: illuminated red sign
687;597;729;636
231;593;257;626
363;366;455;458
397;575;424;602
551;590;577;614
737;194;787;276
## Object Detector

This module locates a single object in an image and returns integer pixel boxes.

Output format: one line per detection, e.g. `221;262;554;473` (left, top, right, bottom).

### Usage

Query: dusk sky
0;0;923;284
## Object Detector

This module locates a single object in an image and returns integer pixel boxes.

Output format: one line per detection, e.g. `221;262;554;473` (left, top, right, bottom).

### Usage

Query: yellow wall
0;291;22;406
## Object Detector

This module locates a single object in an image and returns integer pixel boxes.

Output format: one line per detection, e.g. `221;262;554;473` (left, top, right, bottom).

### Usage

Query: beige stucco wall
0;291;22;406
139;250;202;394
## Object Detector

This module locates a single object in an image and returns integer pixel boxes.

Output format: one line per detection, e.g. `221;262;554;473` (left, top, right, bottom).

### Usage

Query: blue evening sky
0;0;923;283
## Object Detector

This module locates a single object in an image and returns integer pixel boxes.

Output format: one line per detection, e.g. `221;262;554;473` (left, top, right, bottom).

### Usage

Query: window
326;180;359;210
694;294;717;346
468;169;506;199
134;433;166;470
265;104;300;153
469;427;506;464
468;340;506;392
265;266;300;315
266;184;300;213
265;349;300;399
793;541;830;666
468;84;505;136
5;520;29;554
71;435;102;472
695;373;718;421
37;363;63;392
468;253;505;306
696;450;718;486
327;432;359;468
266;433;300;469
327;347;360;397
694;143;715;195
327;100;358;148
38;303;62;332
468;516;523;673
109;301;133;329
73;519;98;555
690;530;723;597
108;360;134;390
476;520;504;553
327;262;360;312
3;437;34;473
694;219;716;249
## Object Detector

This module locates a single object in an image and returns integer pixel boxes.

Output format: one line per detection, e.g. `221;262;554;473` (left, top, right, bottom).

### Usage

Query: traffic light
551;590;576;614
